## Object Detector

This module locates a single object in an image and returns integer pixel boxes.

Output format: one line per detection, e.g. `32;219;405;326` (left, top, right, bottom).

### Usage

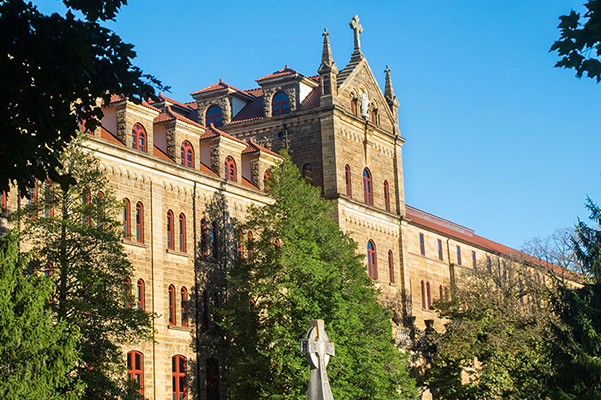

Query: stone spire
318;28;335;73
318;28;338;103
384;65;400;132
384;65;395;101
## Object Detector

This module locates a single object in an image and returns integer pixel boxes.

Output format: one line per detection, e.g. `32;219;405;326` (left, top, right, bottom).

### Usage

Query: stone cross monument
349;15;363;54
300;320;335;400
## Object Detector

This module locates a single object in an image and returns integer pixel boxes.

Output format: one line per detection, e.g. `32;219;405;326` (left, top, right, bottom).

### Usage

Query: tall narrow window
123;199;131;239
263;170;272;192
456;245;462;265
367;240;377;279
168;285;175;326
371;108;378;124
421;280;426;309
363;168;373;205
1;191;6;214
388;250;394;284
437;239;443;261
426;282;432;309
180;141;194;168
136;279;145;310
486;255;492;270
212;222;218;258
224;156;236;182
302;164;313;185
180;287;188;327
201;219;208;256
344;165;352;197
439;285;444;299
82;188;91;226
419;233;425;256
96;191;104;228
179;213;186;252
136;202;144;243
167;210;174;250
127;351;144;397
272;92;290;116
383;180;390;211
44;181;53;217
472;251;477;267
206;105;223;127
131;123;147;152
172;355;187;400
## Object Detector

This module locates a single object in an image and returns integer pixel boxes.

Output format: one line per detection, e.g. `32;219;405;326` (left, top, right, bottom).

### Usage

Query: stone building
0;15;562;400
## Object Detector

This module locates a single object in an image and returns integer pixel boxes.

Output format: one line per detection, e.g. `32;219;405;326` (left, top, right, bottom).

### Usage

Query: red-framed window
272;92;290;116
363;168;373;205
421;280;426;309
131;123;147;152
439;285;444;299
96;191;104;228
437;239;443;261
224;156;236;182
82;188;91;226
206;105;223;128
180;140;194;168
201;219;208;256
383;180;390;211
247;231;254;264
344;165;352;197
302;164;313;185
179;213;186;252
212;222;218;258
44;181;53;217
172;355;187;400
168;284;176;326
180;286;188;327
456;245;462;265
388;250;394;284
127;351;144;397
123;199;131;239
263;170;272;192
167;210;174;250
367;240;377;279
426;282;431;309
472;251;477;267
419;233;425;256
137;279;145;310
136;202;144;243
1;191;6;214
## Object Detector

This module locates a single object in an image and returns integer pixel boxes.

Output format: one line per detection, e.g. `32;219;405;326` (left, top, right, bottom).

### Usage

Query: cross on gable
349;15;363;52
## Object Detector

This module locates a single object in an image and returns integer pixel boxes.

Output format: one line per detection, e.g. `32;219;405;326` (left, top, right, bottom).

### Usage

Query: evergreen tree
223;155;417;400
22;137;153;400
0;231;82;399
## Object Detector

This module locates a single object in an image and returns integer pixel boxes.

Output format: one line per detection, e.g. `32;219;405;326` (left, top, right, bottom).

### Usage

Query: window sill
166;249;190;258
168;325;192;332
123;239;148;249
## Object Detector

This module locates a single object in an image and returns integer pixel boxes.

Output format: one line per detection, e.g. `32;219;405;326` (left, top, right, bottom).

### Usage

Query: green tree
0;231;83;399
426;260;553;400
0;0;167;193
22;138;153;400
222;155;417;400
551;0;601;82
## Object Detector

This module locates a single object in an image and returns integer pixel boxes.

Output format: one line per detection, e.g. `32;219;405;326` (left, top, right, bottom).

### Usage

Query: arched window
350;94;358;115
224;156;236;182
167;210;174;250
206;105;223;127
131;123;147;152
180;141;194;168
383;180;390;212
388;250;394;283
127;351;144;397
82;188;91;226
1;191;6;214
363;168;373;205
426;282;432;309
123;199;131;239
179;213;186;252
44;180;53;217
247;231;254;264
344;165;352;197
201;219;208;256
212;222;218;258
302;164;313;185
272;92;290;116
172;355;187;400
421;281;426;309
180;287;188;327
136;202;144;243
168;285;175;326
137;279;145;310
371;107;378;124
367;240;377;279
202;290;209;331
263;170;272;192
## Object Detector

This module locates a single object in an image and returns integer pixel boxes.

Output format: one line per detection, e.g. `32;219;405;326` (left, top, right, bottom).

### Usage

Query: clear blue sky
38;0;601;250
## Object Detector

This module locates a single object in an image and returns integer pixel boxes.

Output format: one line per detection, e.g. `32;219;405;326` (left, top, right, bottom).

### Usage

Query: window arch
168;284;176;326
179;213;186;252
367;240;377;279
201;219;208;256
180;286;188;327
263;170;272;192
224;156;236;182
123;199;131;239
344;165;352;197
206;105;223;127
137;279;145;310
136;202;144;243
272;92;290;116
363;168;373;205
421;281;426;309
212;222;218;258
167;210;174;250
426;282;432;309
388;250;394;283
127;351;144;397
383;180;390;212
131;123;147;152
172;355;187;400
180;141;194;168
302;164;313;185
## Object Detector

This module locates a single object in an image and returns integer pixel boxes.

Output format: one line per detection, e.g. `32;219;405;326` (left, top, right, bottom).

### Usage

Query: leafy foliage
22;138;153;400
0;231;83;399
551;0;601;82
223;155;417;400
0;0;167;194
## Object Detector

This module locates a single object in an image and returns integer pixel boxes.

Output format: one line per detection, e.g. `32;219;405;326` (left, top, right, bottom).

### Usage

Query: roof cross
349;15;363;53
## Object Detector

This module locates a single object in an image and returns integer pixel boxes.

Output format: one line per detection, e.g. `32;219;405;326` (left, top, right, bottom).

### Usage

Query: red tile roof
99;126;124;145
109;94;126;104
306;74;320;84
230;95;265;124
298;87;321;111
158;93;195;110
244;87;263;97
185;101;198;110
199;161;218;177
153;145;174;162
154;106;204;129
199;124;247;145
256;65;301;82
242;139;281;158
241;177;259;189
191;79;247;96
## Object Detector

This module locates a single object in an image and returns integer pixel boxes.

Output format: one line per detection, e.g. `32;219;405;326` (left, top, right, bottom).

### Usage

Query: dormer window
272;92;290;116
131;123;147;152
206;105;223;127
224;156;236;182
